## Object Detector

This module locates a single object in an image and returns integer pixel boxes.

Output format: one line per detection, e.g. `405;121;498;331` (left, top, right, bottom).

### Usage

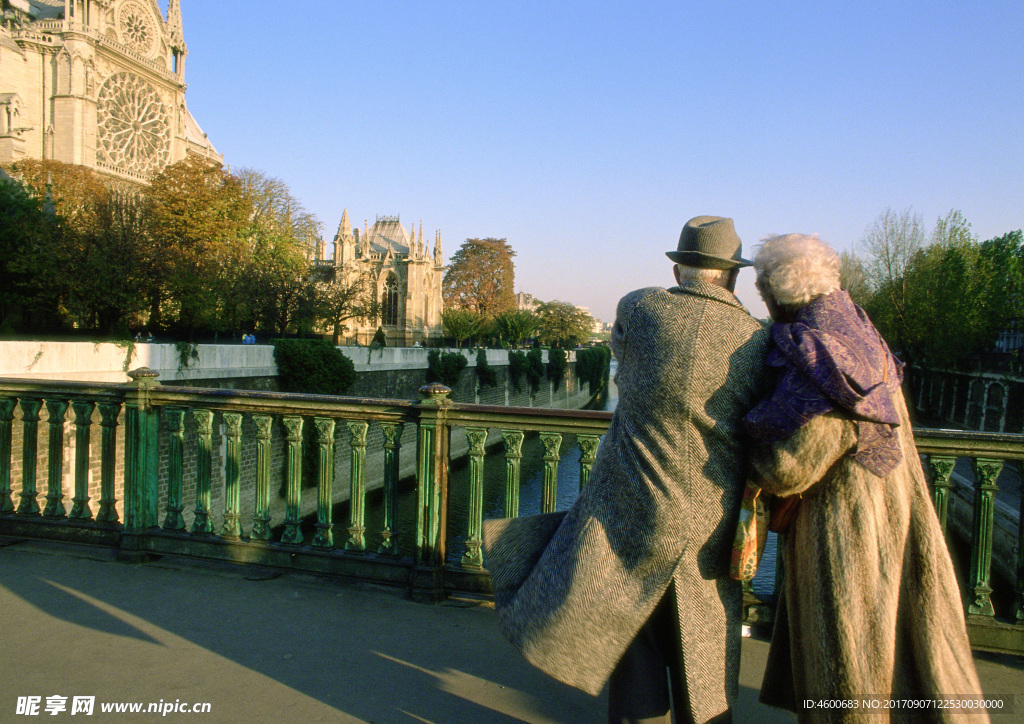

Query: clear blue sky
175;1;1023;323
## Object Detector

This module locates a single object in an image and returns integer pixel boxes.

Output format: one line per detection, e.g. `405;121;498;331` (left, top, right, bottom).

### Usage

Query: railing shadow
0;540;606;722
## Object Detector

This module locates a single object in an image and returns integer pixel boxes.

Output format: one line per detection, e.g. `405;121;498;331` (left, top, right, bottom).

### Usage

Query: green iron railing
0;370;1021;653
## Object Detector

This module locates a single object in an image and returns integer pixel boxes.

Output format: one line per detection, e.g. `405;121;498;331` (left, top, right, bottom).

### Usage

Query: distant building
516;292;538;312
0;0;220;184
322;211;445;346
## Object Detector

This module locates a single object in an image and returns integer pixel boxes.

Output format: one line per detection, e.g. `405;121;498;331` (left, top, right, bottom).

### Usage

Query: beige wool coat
753;398;989;723
483;281;768;723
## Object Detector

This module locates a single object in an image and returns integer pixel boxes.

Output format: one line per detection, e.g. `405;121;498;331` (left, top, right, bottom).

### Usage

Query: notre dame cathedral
321;211;445;347
0;0;221;182
1;1;446;345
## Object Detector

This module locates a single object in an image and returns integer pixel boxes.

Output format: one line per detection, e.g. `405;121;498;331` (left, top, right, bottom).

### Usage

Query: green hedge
508;350;529;393
272;339;356;396
427;349;469;388
476;348;498;388
546;348;567;387
526;348;545;395
576;345;612;394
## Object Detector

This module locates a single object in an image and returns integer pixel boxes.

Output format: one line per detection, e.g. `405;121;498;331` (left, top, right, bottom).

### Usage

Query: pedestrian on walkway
484;216;770;723
745;233;988;722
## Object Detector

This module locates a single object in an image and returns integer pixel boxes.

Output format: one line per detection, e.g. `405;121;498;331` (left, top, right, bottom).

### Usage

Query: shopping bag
729;482;768;581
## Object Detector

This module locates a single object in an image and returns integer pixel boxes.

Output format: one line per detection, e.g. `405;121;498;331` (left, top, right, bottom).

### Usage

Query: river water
340;359;778;599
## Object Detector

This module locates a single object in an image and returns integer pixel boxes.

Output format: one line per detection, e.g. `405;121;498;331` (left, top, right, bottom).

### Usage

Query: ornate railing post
96;401;121;523
312;417;336;549
70;401;95;519
43;399;68;518
577;434;601;490
925;454;956;533
967;457;1002;617
540;432;562;513
461;427;488;569
121;368;160;561
16;398;42;516
280;416;304;545
1016;461;1024;624
501;429;524;518
0;397;16;513
221;412;244;539
345;420;369;551
190;408;214;535
378;422;404;555
250;415;274;541
162;407;186;531
412;383;452;602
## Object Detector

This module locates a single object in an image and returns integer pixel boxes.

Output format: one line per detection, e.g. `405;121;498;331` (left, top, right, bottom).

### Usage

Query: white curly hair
752;233;840;309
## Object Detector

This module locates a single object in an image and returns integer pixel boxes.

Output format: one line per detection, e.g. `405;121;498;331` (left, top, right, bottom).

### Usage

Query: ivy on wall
427;349;469;388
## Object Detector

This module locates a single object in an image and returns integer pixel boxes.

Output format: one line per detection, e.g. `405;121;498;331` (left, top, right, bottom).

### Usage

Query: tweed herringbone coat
482;281;769;723
753;400;989;723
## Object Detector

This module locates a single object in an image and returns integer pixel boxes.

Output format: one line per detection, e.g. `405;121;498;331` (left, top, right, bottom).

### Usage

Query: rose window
96;73;170;175
119;1;155;56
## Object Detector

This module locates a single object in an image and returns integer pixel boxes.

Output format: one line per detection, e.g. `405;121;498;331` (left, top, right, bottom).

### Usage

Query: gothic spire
336;209;351;239
167;0;184;42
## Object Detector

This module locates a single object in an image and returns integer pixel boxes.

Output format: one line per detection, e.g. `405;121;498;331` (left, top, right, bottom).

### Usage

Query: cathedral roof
182;105;220;158
25;1;63;20
363;216;413;257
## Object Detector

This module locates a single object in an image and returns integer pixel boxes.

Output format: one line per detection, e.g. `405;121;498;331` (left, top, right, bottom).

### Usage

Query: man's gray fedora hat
666;216;752;269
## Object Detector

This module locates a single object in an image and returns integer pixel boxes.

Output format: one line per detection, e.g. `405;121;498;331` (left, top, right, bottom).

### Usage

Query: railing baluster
17;398;42;516
281;416;304;545
378;421;403;555
191;409;214;535
501;429;524;518
221;412;244;539
162;408;186;531
43;399;68;518
461;427;488;569
540;432;562;514
250;415;273;541
1016;458;1024;624
967;457;1002;616
0;397;15;513
124;369;160;535
345;420;368;551
925;454;956;533
312;417;336;549
96;402;121;523
413;384;452;602
70;401;95;519
577;434;601;490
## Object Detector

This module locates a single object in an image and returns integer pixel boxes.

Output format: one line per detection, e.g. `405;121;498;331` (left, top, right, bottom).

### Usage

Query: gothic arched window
383;275;399;326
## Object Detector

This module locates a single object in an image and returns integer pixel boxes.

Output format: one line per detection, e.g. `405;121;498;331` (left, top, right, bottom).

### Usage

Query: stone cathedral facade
0;0;220;183
324;211;445;347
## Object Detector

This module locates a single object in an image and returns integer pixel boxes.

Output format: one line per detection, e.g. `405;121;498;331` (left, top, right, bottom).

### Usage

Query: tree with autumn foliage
0;172;58;329
145;156;251;333
2;159;154;333
442;238;516;316
232;168;318;333
849;208;1024;370
535;300;593;348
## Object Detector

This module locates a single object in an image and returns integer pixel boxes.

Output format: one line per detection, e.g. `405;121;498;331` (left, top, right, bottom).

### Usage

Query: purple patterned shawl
743;290;905;476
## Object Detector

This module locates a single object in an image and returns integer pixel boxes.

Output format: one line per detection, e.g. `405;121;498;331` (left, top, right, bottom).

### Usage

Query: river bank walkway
1;539;1021;723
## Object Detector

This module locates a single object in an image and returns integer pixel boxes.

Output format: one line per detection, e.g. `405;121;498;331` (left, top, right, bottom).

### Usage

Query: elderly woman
745;234;987;722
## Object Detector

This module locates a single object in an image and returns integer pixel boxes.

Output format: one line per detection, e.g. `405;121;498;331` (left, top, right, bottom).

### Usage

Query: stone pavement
0;539;1021;723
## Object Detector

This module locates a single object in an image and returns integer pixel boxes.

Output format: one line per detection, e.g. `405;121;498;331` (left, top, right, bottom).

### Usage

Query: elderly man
483;216;769;723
